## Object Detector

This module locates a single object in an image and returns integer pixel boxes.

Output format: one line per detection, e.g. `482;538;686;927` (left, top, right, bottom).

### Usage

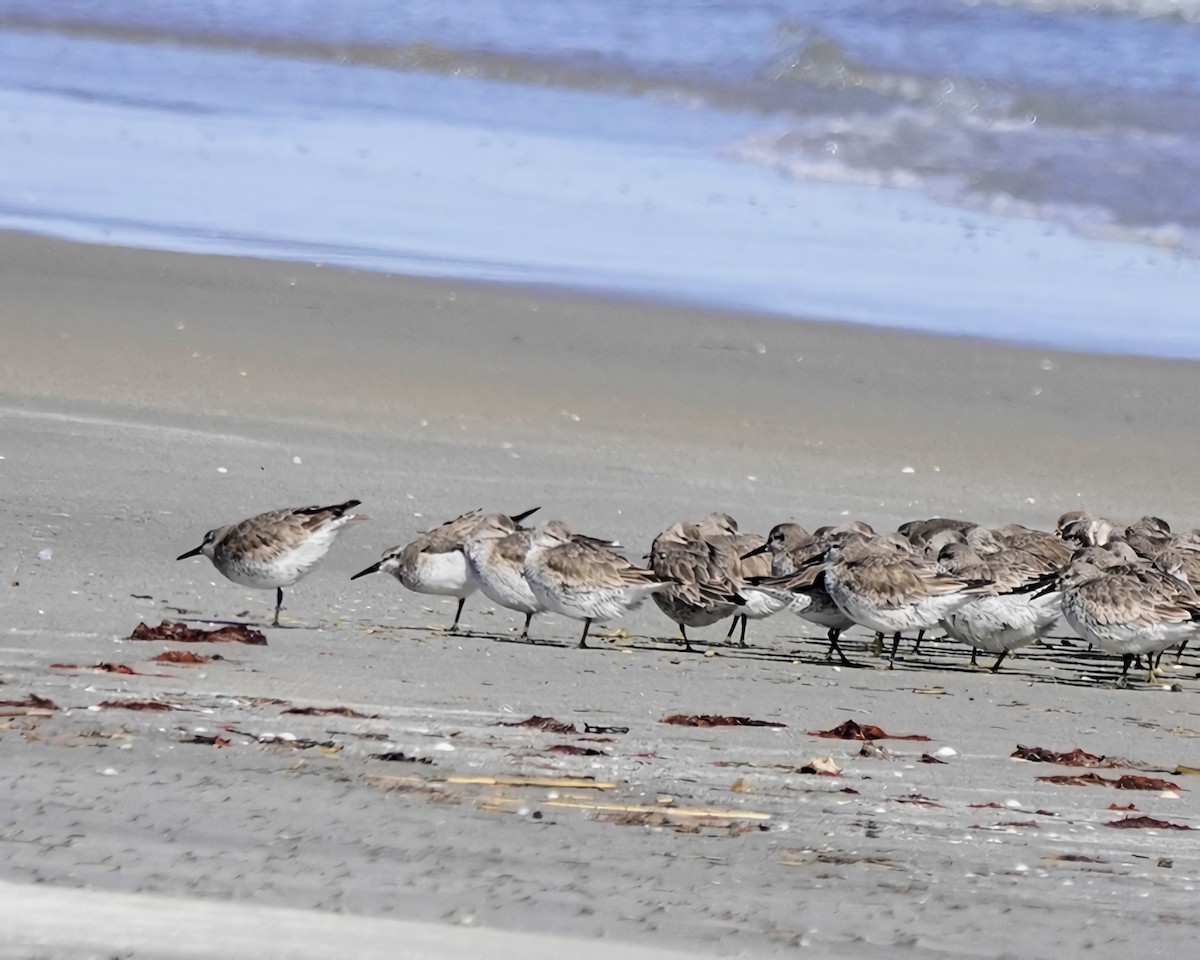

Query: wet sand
2;233;1200;958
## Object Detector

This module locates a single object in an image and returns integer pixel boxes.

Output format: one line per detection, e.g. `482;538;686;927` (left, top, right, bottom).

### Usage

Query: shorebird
524;520;673;649
936;542;1063;672
822;533;982;667
649;521;742;651
691;513;786;648
351;507;537;632
1057;544;1200;684
742;523;857;664
463;515;618;642
178;499;366;626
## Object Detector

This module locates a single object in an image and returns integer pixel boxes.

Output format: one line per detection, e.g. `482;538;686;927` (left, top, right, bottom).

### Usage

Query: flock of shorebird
177;502;1200;686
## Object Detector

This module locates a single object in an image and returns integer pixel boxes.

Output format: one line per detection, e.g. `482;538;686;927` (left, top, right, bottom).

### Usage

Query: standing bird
524;520;673;649
936;542;1063;673
178;499;366;626
648;521;742;651
351;507;538;632
463;514;618;642
741;523;858;664
1057;544;1200;685
822;533;982;668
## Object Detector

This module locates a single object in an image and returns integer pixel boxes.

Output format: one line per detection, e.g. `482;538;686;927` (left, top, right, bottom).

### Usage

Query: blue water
1;1;1199;357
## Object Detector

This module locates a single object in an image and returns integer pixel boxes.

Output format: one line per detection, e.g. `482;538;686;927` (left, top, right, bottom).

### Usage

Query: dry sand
2;233;1200;958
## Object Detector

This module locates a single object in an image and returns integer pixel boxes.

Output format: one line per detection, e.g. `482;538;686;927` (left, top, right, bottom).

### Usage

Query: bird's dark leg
725;618;737;640
1176;640;1190;664
888;633;901;669
679;625;695;653
990;651;1008;674
272;587;284;627
1114;653;1133;687
449;597;466;633
828;628;852;666
736;615;748;649
578;618;592;649
520;612;533;642
913;629;925;655
970;647;979;668
870;632;884;656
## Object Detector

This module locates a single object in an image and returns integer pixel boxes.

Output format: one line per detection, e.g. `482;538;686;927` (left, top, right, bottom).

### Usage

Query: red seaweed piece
129;620;267;645
809;720;929;741
661;714;787;728
1105;816;1191;831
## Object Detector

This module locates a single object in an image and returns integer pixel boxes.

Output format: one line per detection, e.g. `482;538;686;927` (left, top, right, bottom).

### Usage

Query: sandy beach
3;232;1200;958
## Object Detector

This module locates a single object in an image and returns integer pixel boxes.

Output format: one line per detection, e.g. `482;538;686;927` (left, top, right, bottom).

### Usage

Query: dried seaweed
891;793;943;807
583;723;629;735
281;705;378;718
0;694;56;714
662;714;787;728
50;662;173;677
1011;744;1129;768
96;699;176;711
810;720;930;741
547;744;605;756
920;754;947;764
496;715;577;734
372;752;433;764
152;651;213;664
129;620;267;645
1104;816;1191;831
182;734;231;747
1036;773;1181;790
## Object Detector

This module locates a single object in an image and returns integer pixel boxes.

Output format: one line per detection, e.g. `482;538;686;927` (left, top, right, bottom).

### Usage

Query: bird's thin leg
578;618;592;649
725;618;737;640
1113;653;1133;688
990;651;1008;674
969;647;978;668
870;632;884;656
828;628;852;666
449;597;466;633
679;625;695;653
272;587;284;627
1176;640;1189;664
736;615;748;649
520;612;533;642
888;633;901;669
913;629;925;655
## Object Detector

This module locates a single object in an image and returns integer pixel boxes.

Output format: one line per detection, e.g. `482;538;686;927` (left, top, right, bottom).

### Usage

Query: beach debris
799;756;842;776
37;548;52;560
1043;853;1106;863
96;699;177;711
281;705;379;718
971;821;1038;830
50;662;173;677
1104;816;1191;831
0;694;57;716
810;720;930;741
496;715;577;734
920;753;947;764
129;620;267;645
969;802;1005;809
221;727;339;750
182;733;231;747
544;798;770;821
1173;765;1200;776
859;742;893;760
152;650;214;664
661;714;787;728
1036;773;1181;790
372;752;433;764
1109;803;1139;811
912;687;948;695
1011;744;1132;768
583;723;629;735
891;793;943;808
547;744;606;756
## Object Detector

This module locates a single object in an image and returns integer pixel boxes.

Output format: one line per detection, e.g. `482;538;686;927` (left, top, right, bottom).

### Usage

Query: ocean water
1;1;1199;357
